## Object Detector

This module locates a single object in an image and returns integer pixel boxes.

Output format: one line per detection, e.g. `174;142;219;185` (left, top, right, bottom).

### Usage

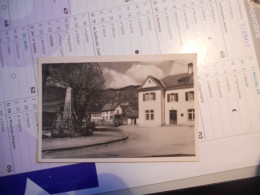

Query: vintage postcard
38;54;199;162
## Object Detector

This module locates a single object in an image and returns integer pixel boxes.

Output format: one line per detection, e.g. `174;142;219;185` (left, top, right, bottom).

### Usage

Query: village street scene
40;58;196;159
42;125;194;159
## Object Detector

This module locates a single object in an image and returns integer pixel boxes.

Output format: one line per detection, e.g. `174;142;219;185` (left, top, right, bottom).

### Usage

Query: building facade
90;112;102;123
90;102;123;125
138;63;195;127
101;103;122;122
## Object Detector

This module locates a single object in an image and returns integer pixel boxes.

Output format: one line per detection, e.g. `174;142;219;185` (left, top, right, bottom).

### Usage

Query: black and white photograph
38;55;199;162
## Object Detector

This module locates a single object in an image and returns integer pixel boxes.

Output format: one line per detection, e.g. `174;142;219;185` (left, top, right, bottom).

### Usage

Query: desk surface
104;165;260;194
0;0;260;194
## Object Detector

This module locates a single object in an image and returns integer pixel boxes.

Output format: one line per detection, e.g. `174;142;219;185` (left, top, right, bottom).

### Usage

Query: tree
42;64;50;99
45;62;105;130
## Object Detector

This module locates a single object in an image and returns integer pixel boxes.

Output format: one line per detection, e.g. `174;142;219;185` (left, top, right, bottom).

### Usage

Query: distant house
101;102;122;122
122;105;138;125
138;63;195;126
90;112;102;123
90;102;123;125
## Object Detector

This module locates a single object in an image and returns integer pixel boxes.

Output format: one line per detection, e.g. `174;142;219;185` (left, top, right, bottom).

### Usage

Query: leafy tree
44;62;105;130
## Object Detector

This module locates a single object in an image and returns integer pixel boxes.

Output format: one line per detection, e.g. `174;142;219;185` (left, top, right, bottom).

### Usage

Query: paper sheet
0;0;260;194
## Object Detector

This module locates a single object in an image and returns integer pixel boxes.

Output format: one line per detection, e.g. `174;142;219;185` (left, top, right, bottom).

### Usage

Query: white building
138;63;195;127
90;112;102;123
90;102;123;125
101;102;122;122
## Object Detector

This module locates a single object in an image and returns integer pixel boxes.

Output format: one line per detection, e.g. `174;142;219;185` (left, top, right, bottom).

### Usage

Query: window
188;109;195;120
167;93;178;102
185;91;194;101
117;110;119;114
143;92;156;101
145;110;154;120
106;116;108;120
146;110;149;120
151;110;154;120
178;76;190;85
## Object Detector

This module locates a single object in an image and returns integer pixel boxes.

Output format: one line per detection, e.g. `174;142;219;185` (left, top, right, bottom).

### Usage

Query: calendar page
0;0;260;194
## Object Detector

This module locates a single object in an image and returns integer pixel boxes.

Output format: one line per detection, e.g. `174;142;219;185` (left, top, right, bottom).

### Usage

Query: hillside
92;85;140;112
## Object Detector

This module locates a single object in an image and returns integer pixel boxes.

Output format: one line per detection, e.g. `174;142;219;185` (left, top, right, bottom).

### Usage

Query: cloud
125;64;165;83
103;63;169;88
169;63;188;75
103;68;138;88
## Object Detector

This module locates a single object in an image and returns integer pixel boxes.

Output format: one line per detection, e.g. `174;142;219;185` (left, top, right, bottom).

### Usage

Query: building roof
162;73;193;88
101;102;120;112
91;111;102;114
139;73;193;91
42;106;60;113
123;105;139;118
43;100;64;106
125;110;138;117
149;75;165;88
43;103;63;113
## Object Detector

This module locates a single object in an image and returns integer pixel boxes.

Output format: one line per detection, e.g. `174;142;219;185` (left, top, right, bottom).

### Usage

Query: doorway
169;110;177;124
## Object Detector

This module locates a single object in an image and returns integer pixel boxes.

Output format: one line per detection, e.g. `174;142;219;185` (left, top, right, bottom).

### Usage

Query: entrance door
169;110;177;124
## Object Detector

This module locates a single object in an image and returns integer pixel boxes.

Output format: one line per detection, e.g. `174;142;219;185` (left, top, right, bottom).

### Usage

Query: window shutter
185;92;188;101
143;94;145;101
167;94;170;102
176;93;178;102
154;93;156;100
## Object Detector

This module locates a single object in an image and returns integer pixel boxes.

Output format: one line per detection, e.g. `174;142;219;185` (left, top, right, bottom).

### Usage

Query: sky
99;59;193;89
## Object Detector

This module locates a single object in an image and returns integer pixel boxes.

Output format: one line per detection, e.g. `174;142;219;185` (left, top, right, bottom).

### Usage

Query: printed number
199;132;203;139
30;87;35;94
7;165;12;173
7;108;11;114
4;20;9;27
63;8;68;14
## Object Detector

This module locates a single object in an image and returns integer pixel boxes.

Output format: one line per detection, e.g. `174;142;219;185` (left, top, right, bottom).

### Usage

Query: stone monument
63;87;74;130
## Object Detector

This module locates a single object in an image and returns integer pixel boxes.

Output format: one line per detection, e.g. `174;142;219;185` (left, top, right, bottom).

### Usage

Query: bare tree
45;62;105;130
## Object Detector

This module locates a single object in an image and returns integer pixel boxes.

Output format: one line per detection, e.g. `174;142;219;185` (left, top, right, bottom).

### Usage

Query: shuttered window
188;109;195;120
185;91;194;101
143;92;156;101
167;93;178;102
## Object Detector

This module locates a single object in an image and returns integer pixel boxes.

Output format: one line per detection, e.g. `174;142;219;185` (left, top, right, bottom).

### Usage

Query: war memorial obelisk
63;87;74;130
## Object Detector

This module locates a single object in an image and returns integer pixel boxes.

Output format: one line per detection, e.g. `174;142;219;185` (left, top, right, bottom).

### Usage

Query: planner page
0;0;259;194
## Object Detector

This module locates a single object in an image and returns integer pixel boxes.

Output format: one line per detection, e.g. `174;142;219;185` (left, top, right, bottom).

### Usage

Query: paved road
42;127;127;151
43;125;195;159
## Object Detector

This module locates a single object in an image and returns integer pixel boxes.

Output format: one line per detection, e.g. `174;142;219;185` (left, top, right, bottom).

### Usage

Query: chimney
188;63;193;74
